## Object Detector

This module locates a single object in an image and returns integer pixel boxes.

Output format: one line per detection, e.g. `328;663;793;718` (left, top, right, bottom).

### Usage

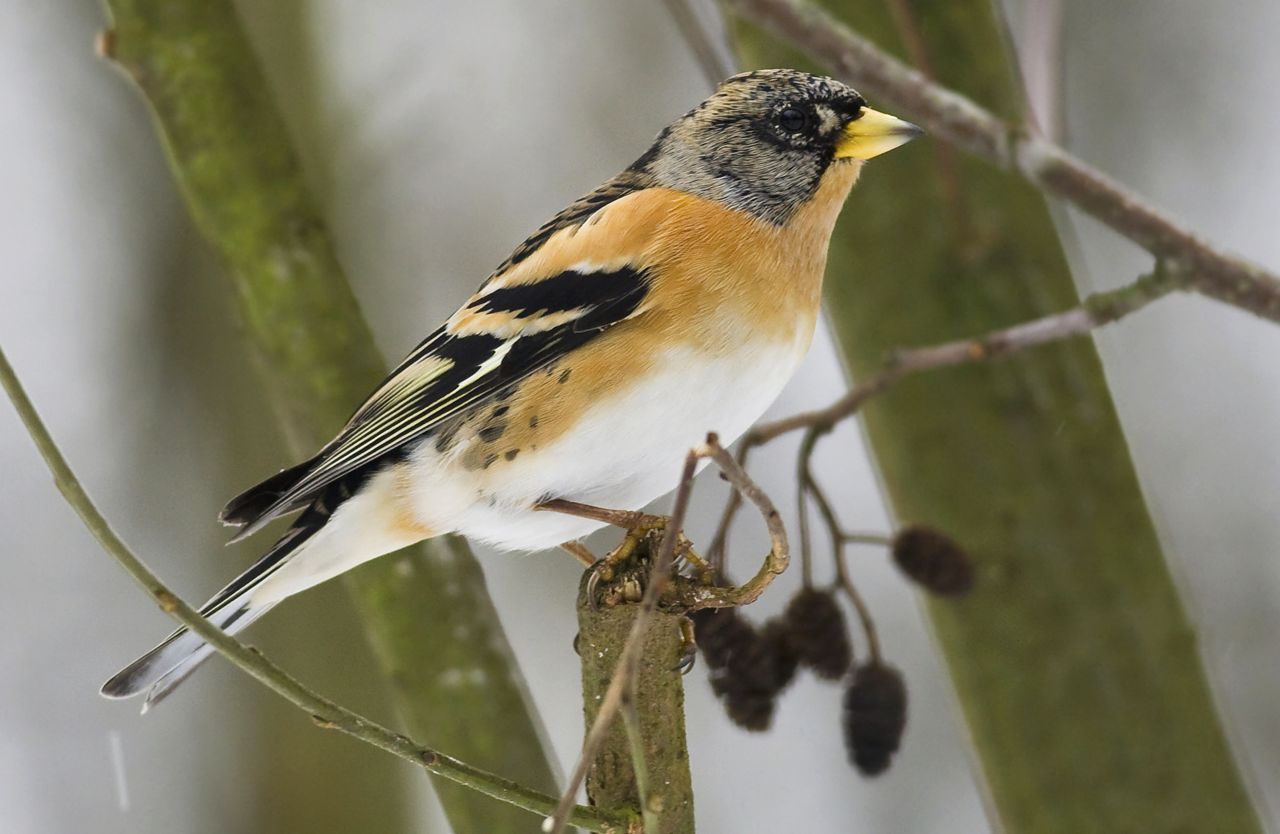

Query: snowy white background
2;1;1277;832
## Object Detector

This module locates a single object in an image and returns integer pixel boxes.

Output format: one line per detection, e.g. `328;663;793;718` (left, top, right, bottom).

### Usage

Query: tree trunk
100;2;559;830
734;2;1262;831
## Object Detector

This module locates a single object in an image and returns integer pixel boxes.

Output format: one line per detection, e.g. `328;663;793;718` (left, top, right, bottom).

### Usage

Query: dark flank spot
492;404;509;418
482;454;498;470
478;423;506;443
558;368;572;384
433;420;461;454
504;449;519;461
529;415;539;429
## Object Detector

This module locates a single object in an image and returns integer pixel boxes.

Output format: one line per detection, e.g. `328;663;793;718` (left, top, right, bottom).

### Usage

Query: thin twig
661;0;738;89
726;0;1280;323
841;532;893;547
544;450;700;834
795;429;821;586
798;437;881;660
620;697;658;834
705;265;1186;548
705;445;751;577
834;542;882;663
0;346;630;834
683;438;791;610
746;262;1187;447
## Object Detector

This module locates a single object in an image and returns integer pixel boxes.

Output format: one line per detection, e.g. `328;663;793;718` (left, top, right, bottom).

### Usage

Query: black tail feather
219;458;316;528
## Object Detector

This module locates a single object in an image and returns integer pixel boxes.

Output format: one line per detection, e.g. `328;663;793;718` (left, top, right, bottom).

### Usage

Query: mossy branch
0;346;632;834
95;1;558;828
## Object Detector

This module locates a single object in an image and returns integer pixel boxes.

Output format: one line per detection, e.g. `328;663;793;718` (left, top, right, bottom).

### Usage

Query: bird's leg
675;615;698;674
585;520;668;610
537;498;666;531
674;539;713;582
559;540;597;568
539;498;686;609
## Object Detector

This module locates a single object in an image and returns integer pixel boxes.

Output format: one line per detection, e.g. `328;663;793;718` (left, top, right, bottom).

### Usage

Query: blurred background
2;1;1278;831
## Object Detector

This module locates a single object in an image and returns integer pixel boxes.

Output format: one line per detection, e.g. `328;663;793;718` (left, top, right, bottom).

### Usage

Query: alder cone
691;608;757;672
843;661;907;776
891;525;974;595
694;610;799;731
783;587;853;680
758;618;800;693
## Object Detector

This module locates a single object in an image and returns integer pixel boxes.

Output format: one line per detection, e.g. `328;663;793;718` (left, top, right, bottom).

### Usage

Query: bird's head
633;68;921;224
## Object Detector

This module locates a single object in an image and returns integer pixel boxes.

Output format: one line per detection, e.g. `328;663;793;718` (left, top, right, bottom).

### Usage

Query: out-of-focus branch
96;3;559;828
710;262;1187;543
725;0;1280;324
0;347;630;834
661;0;738;88
748;261;1187;445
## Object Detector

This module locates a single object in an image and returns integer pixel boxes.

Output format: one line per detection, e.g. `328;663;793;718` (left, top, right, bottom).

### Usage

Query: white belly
405;339;808;551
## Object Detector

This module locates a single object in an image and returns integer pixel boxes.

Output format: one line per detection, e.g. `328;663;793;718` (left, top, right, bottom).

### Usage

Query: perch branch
0;346;630;834
544;450;700;834
546;432;789;833
726;0;1280;323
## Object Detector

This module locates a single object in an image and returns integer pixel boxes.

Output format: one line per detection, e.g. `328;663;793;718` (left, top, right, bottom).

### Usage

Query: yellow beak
834;107;924;160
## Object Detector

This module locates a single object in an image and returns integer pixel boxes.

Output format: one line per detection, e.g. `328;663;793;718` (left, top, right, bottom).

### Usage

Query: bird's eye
778;107;809;133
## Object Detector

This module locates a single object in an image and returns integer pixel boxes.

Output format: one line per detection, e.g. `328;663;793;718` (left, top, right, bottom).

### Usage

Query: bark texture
734;3;1261;831
577;571;695;834
101;2;559;830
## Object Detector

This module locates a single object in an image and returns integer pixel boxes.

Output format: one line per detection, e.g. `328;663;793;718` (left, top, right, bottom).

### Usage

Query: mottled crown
631;69;867;224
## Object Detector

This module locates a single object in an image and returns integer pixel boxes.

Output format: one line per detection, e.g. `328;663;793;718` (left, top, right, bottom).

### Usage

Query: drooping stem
0;346;630;834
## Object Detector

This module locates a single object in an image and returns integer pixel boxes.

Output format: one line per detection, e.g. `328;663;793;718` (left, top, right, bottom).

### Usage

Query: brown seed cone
690;607;757;671
721;687;776;732
843;661;908;776
783;587;853;680
695;610;799;732
891;525;974;596
758;618;800;692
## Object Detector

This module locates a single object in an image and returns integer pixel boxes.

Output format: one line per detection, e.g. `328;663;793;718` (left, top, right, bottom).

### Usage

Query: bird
101;68;921;708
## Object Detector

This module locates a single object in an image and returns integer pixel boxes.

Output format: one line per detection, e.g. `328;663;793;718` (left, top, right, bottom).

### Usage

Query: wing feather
223;186;660;538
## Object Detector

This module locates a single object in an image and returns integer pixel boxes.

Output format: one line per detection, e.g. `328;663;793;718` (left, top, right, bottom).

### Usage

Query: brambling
103;69;920;706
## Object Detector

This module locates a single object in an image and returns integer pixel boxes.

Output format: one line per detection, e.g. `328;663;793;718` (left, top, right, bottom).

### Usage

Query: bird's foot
675;615;698;674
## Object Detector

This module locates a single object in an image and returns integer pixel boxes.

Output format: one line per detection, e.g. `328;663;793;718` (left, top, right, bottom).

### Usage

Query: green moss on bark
101;2;558;829
577;571;695;834
735;2;1261;831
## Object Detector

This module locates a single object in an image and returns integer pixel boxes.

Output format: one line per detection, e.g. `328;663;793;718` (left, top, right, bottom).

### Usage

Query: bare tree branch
0;346;632;834
749;261;1186;446
726;0;1280;323
709;262;1187;548
661;0;738;87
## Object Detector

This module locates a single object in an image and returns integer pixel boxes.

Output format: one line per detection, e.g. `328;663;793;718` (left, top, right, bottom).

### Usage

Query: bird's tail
100;522;317;710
